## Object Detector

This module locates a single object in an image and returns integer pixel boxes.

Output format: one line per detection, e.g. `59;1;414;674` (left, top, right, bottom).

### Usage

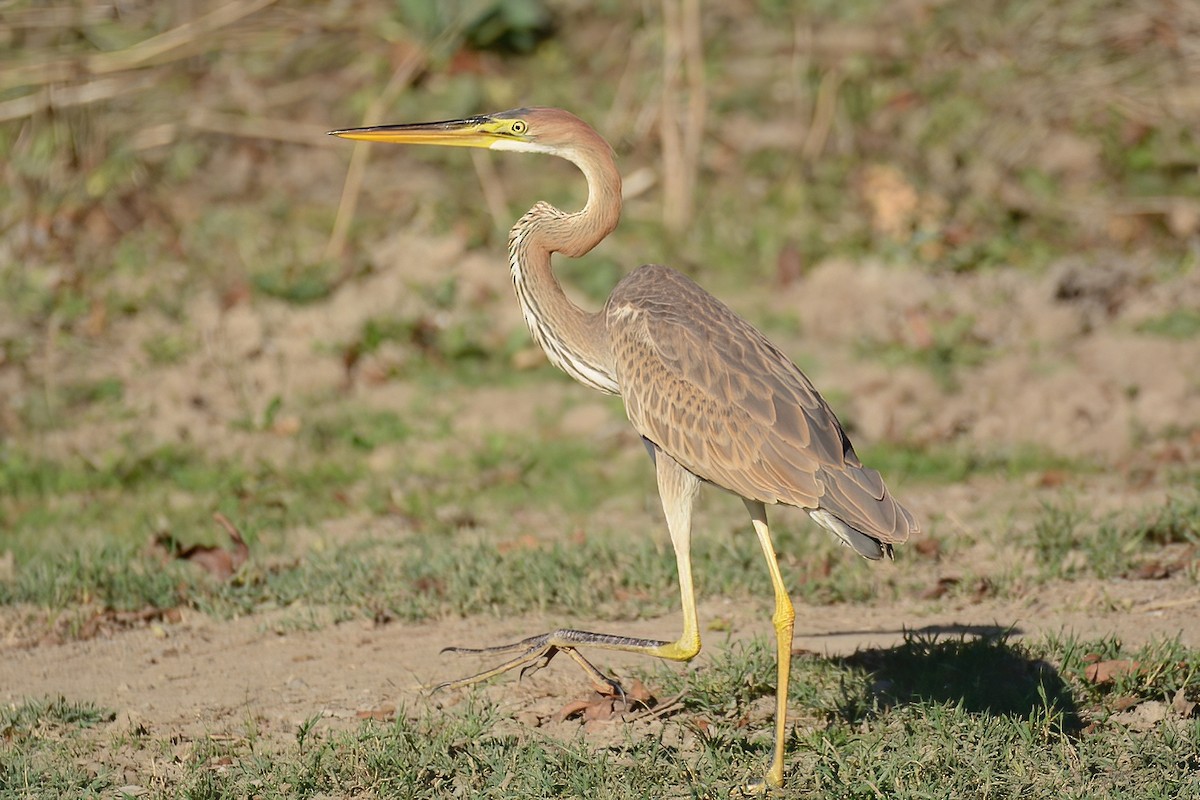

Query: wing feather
606;264;916;545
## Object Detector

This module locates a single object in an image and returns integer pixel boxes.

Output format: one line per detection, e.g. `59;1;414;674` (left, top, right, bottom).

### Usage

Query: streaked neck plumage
506;129;623;395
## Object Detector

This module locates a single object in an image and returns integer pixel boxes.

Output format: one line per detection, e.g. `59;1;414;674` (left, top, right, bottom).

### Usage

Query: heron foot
731;775;782;797
433;628;672;697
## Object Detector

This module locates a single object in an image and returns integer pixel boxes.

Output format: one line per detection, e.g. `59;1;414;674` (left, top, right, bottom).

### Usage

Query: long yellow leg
436;450;703;692
742;499;795;793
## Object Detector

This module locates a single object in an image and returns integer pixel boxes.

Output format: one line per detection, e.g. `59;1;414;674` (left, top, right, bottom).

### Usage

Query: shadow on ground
835;627;1083;734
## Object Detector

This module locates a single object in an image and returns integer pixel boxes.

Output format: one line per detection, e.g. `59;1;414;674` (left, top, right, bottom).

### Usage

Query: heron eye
511;120;527;134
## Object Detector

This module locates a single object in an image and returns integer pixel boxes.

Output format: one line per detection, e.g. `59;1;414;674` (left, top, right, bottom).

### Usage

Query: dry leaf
1085;659;1142;684
1112;695;1139;711
970;577;994;603
271;415;301;436
904;309;936;350
1125;560;1173;580
860;164;920;239
557;680;657;723
1037;470;1068;488
356;704;396;721
496;534;541;554
1172;688;1198;719
913;538;941;560
154;513;249;580
623;679;655;707
775;239;803;288
557;695;615;723
920;576;959;600
73;606;181;641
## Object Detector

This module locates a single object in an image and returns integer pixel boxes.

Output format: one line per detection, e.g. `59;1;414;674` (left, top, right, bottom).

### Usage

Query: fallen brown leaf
775;239;803;288
1172;688;1198;719
1112;695;1139;711
904;309;935;349
1125;560;1173;580
72;606;181;641
153;513;249;580
495;534;541;554
557;680;658;723
1037;470;1068;488
970;577;994;603
1085;659;1142;685
921;576;959;600
622;679;656;707
356;704;396;721
557;695;615;723
913;538;941;560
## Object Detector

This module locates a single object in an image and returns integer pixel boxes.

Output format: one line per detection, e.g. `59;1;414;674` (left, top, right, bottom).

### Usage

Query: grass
2;417;1194;624
0;443;363;558
1028;494;1199;582
0;697;116;799
3;632;1197;798
1137;309;1200;340
0;493;884;625
859;441;1091;485
858;313;994;390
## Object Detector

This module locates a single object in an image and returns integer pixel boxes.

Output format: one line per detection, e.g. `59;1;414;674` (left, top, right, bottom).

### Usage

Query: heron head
328;107;593;158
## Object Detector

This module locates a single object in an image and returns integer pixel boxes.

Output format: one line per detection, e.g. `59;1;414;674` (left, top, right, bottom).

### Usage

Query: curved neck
507;134;622;394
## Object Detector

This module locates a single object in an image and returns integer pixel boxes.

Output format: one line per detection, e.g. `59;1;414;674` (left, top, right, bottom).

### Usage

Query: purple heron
330;107;918;792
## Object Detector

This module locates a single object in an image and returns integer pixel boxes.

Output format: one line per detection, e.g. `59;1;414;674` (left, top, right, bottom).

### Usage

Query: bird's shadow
825;624;1083;735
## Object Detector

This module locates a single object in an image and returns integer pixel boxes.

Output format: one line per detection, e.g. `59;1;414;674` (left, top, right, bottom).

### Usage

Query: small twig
89;0;278;75
1137;595;1200;614
470;149;511;233
623;690;687;723
1;0;279;92
602;22;647;138
0;74;158;124
658;0;706;236
187;110;329;146
802;68;841;163
0;5;116;31
324;47;428;270
211;512;245;546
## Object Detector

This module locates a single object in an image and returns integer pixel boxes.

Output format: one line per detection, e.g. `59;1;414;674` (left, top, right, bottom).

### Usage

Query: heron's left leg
435;451;703;694
742;499;795;793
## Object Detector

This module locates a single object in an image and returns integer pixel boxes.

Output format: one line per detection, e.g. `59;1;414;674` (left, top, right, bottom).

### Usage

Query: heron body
331;107;918;792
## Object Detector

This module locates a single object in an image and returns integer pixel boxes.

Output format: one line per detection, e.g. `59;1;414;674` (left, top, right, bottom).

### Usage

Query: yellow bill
328;113;530;150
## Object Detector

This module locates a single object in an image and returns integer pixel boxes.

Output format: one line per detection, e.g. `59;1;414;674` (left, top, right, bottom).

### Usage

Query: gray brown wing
606;264;916;545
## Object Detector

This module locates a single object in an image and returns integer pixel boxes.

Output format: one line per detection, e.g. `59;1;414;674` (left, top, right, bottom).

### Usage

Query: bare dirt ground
3;227;1198;763
3;572;1197;757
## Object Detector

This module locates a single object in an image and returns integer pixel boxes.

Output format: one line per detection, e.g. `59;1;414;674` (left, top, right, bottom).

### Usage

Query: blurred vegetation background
2;7;1198;795
1;0;1197;564
3;0;1197;319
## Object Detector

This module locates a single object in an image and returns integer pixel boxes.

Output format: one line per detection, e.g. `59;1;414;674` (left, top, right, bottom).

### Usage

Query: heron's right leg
435;451;703;693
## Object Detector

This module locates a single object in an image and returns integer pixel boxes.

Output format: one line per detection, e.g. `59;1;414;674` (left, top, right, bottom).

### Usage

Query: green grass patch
859;441;1088;484
7;633;1197;797
0;509;881;626
859;314;992;390
343;306;546;389
0;697;116;800
251;259;340;305
0;443;364;608
1027;494;1199;582
1137;309;1200;339
304;408;413;453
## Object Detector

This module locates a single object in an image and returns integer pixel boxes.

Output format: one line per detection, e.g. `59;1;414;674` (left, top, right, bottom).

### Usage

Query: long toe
431;641;555;693
440;633;551;656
